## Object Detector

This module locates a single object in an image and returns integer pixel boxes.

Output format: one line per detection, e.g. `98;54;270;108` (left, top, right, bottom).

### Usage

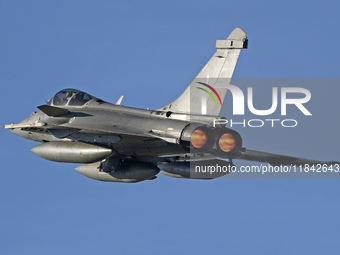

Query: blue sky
1;1;340;254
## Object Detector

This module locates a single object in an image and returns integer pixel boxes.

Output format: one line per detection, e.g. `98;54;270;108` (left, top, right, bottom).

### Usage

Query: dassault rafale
3;28;339;182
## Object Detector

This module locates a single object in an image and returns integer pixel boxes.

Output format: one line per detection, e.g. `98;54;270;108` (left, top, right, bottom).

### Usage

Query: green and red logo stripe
196;82;223;106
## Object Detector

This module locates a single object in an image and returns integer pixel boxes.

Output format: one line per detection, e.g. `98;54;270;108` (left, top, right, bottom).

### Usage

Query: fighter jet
2;28;339;182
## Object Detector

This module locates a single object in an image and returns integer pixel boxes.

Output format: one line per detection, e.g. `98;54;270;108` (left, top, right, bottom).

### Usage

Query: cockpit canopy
51;89;98;107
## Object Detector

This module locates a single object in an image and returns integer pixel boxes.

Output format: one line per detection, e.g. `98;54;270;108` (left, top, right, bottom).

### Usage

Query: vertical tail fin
160;28;247;116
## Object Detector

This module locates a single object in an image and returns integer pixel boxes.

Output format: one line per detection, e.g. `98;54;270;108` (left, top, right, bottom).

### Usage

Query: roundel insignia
68;117;76;125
